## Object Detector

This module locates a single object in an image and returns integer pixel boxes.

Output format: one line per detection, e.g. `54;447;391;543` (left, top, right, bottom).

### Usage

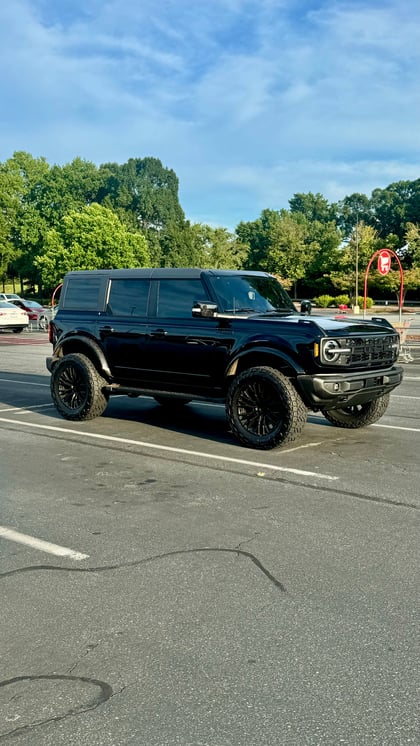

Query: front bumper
297;365;403;409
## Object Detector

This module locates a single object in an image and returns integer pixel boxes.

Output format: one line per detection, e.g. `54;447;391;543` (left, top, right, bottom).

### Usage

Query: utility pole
354;213;360;314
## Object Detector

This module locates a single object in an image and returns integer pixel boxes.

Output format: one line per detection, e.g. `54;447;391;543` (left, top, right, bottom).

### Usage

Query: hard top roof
63;268;273;280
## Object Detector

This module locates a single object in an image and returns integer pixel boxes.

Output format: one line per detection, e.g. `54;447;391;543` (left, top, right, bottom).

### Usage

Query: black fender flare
225;345;305;380
53;334;113;380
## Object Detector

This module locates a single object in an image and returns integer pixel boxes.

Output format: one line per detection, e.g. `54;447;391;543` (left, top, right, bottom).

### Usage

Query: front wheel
51;353;109;421
226;366;307;450
12;328;24;334
322;394;390;429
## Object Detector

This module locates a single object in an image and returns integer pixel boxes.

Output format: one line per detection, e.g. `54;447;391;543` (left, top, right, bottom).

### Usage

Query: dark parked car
47;268;403;450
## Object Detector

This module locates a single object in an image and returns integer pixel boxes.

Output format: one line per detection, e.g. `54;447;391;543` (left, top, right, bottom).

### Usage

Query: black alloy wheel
226;366;307;449
51;353;109;421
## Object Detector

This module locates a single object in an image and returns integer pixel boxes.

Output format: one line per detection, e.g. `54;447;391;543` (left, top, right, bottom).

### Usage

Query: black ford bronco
47;268;403;449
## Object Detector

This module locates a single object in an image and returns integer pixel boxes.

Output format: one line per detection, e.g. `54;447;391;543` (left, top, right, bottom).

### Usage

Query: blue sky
1;0;419;230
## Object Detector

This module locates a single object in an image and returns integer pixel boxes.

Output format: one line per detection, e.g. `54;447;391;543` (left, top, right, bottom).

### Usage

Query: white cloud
0;0;419;229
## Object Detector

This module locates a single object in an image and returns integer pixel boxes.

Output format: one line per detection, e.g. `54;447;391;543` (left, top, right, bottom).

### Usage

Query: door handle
100;326;114;333
150;329;168;338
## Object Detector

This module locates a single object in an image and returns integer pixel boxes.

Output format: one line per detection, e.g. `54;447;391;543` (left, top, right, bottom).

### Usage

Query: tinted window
156;279;209;318
211;274;295;314
63;276;105;311
107;279;150;317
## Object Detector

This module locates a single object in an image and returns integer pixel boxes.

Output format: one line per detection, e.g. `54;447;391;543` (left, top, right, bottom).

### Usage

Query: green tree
0;166;21;283
34;203;150;289
405;223;420;267
335;193;371;239
372;267;420;303
330;223;378;299
265;211;317;296
158;221;203;268
289;192;336;223
370;180;420;243
99;157;184;229
32;157;105;227
301;220;342;294
0;152;50;288
194;225;247;269
237;209;283;270
237;208;341;295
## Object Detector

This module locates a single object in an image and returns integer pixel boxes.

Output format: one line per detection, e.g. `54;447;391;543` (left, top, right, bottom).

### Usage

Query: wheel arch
224;347;303;390
53;335;112;380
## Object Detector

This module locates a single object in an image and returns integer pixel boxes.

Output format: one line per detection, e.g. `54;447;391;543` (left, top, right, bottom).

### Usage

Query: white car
0;301;29;333
0;293;23;302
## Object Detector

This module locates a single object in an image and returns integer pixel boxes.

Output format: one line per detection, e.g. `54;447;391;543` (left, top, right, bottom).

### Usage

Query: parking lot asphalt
0;330;419;745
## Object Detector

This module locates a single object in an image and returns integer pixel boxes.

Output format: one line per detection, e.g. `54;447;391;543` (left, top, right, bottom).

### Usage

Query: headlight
320;338;351;365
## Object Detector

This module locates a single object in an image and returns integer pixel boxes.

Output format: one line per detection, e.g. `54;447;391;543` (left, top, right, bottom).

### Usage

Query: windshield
211;274;296;315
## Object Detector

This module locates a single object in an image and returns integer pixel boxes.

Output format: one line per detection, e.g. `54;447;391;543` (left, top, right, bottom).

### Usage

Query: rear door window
62;275;107;311
107;279;150;317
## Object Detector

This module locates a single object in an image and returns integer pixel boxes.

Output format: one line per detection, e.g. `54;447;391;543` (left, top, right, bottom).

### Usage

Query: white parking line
0;404;54;413
373;423;420;433
0;416;338;481
0;378;49;387
0;526;89;560
392;395;420;400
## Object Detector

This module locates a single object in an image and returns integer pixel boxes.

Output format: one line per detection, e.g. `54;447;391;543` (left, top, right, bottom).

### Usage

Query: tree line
1;150;419;301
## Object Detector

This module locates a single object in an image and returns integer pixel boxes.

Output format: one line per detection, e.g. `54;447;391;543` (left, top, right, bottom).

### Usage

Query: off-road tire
322;394;390;429
226;366;307;450
51;352;109;421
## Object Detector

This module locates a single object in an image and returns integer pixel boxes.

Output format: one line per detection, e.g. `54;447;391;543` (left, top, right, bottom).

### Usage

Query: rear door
98;278;151;382
144;277;234;394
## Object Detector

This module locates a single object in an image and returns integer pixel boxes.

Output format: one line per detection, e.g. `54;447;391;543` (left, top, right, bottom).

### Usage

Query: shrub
362;296;374;308
313;294;334;308
334;294;350;307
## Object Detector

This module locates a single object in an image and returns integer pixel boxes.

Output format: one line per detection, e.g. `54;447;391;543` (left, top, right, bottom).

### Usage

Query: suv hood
254;313;395;336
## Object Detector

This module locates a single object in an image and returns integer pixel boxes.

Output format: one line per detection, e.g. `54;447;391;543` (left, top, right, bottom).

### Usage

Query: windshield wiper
256;308;295;315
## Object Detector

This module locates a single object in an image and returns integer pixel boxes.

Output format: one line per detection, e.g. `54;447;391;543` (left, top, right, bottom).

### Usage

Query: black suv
47;268;403;449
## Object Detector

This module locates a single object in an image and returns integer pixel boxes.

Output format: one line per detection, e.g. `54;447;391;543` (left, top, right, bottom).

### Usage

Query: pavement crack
235;532;262;552
67;642;102;675
0;546;286;592
0;674;113;740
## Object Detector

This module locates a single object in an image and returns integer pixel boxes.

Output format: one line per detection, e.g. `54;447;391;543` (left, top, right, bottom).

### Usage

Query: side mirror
300;299;312;315
192;301;218;318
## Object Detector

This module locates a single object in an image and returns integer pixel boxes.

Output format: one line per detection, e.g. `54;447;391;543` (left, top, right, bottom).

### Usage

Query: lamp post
354;214;360;314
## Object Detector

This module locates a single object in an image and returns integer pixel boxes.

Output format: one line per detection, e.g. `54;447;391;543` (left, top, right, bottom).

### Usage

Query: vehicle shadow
0;369;239;448
1;370;338;449
103;396;236;447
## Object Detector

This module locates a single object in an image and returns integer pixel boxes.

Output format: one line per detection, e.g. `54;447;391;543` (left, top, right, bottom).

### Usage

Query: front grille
347;334;399;367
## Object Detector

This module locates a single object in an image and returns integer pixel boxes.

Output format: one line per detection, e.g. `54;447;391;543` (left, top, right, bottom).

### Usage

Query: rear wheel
322;394;390;429
51;353;108;421
226;366;307;450
12;328;24;333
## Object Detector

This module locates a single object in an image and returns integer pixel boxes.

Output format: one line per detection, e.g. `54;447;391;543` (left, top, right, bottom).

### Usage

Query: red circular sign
378;250;391;275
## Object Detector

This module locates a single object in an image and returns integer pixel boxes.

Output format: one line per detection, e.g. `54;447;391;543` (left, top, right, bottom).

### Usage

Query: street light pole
354;214;360;314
